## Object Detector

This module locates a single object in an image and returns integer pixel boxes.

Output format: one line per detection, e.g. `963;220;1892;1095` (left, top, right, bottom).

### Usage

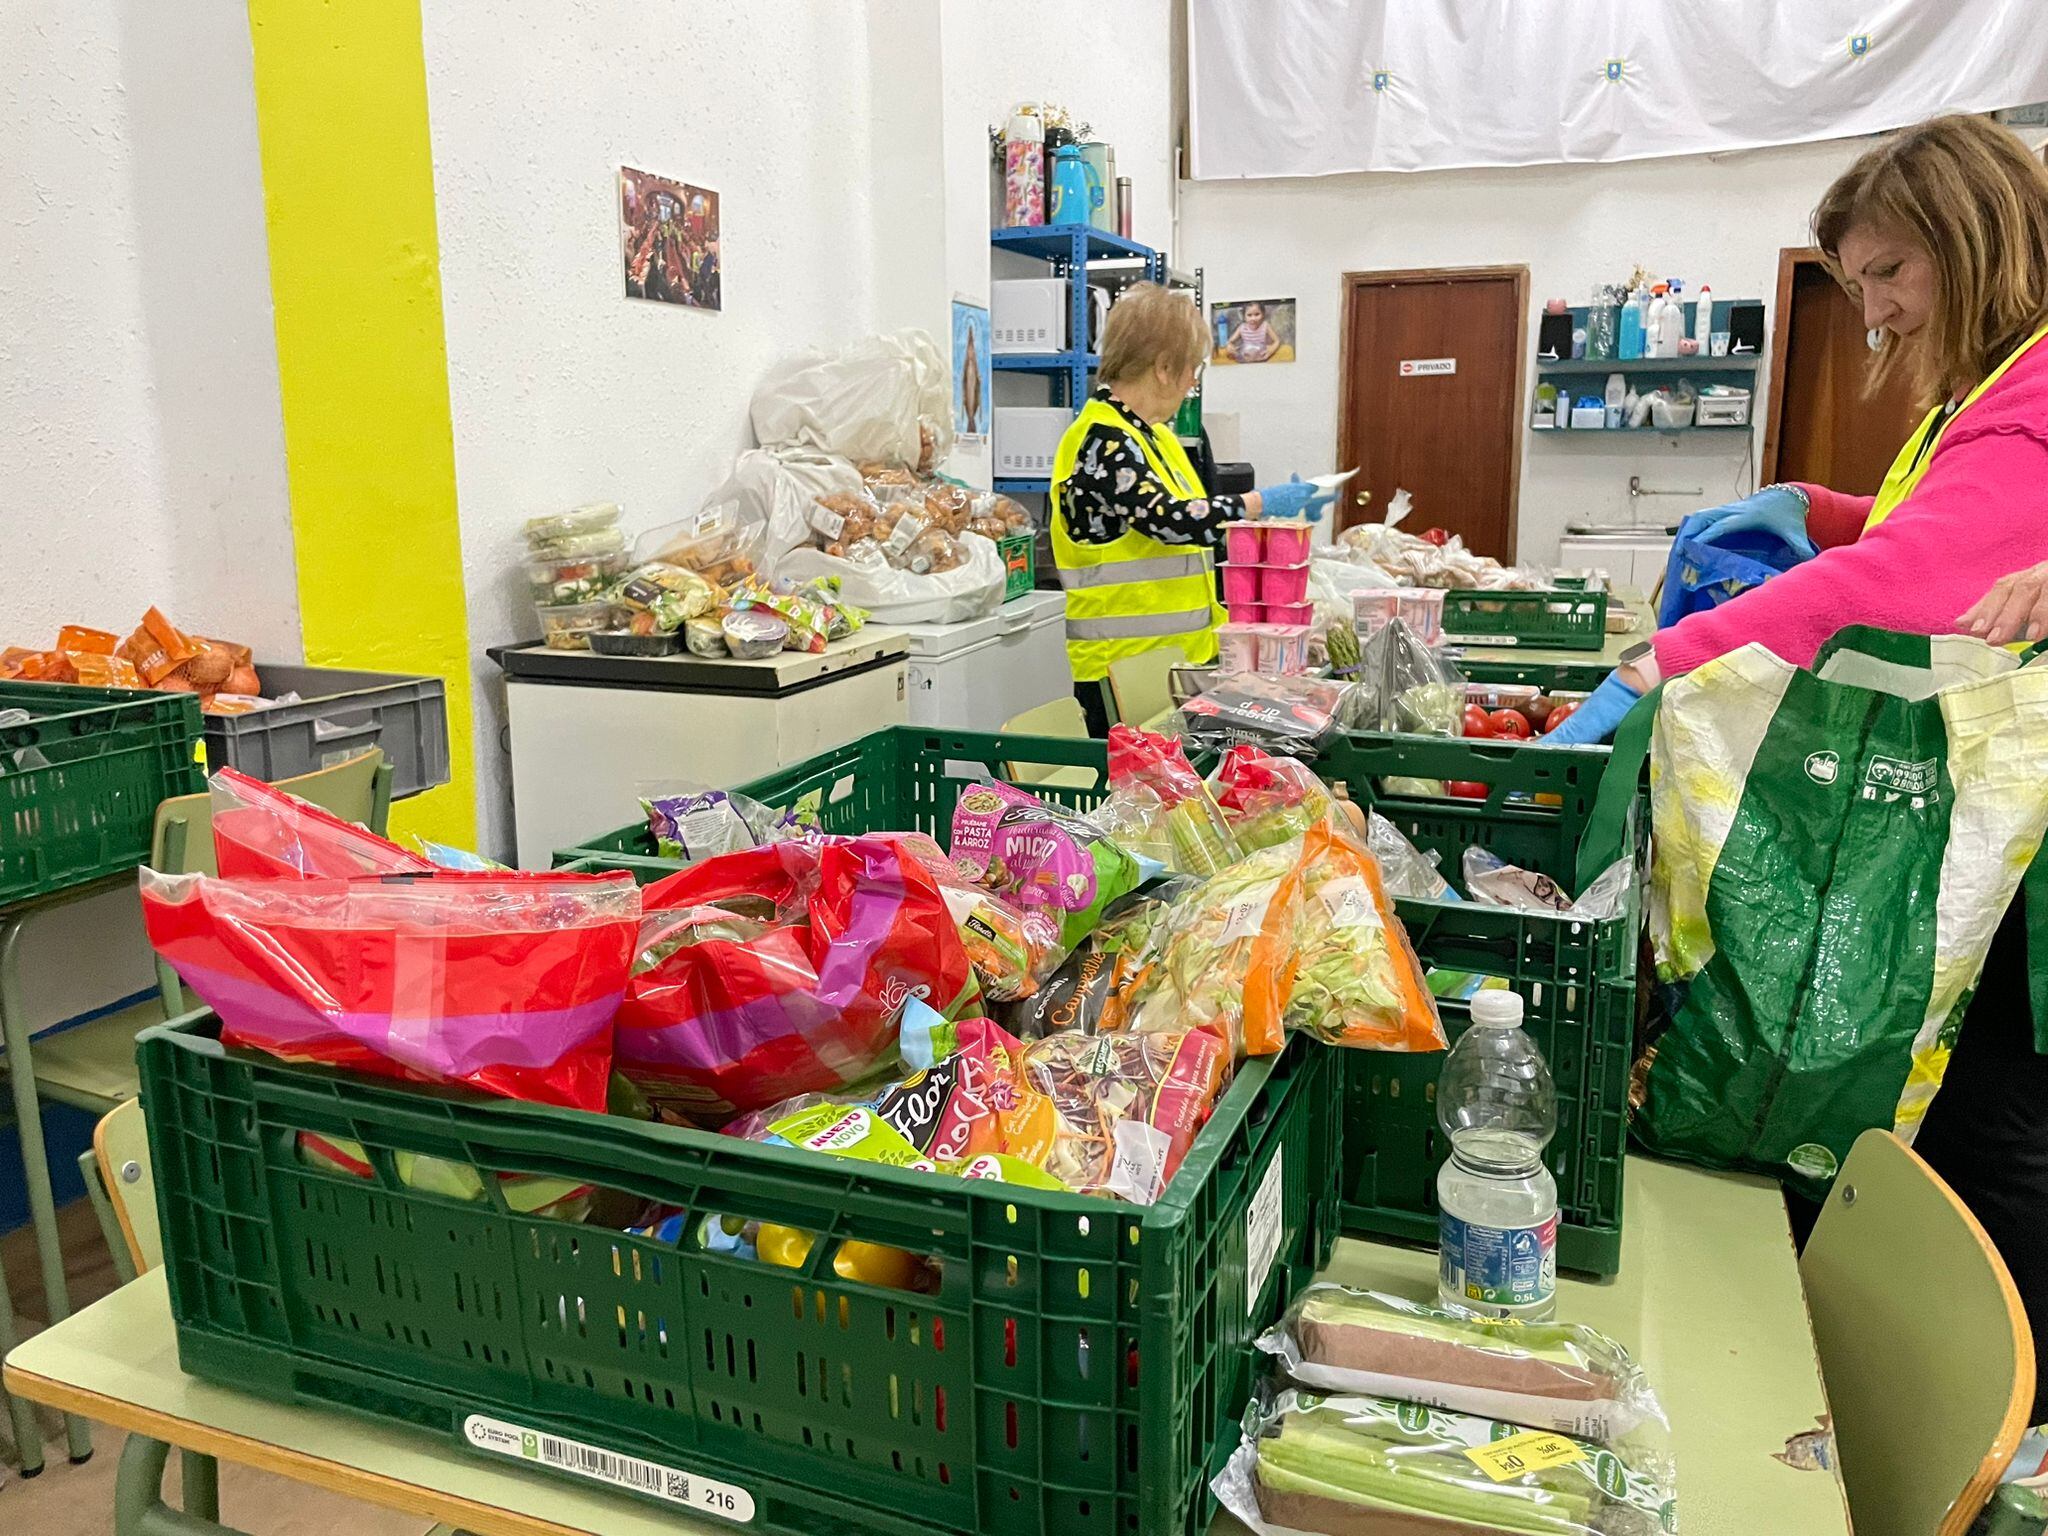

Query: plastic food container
722;610;789;659
1221;564;1261;606
1257;624;1313;675
537;600;617;651
525;527;628;562
1262;521;1313;564
1396;588;1447;642
1223;522;1265;565
1265;602;1315;628
683;618;727;658
1651;395;1697;429
522;502;620;547
589;629;681;658
1216;623;1261;673
525;549;627;605
1258;564;1311;605
1227;601;1266;626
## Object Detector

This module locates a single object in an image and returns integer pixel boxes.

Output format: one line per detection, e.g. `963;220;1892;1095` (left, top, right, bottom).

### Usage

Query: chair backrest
1801;1129;2036;1536
999;697;1102;791
93;1096;159;1274
149;750;393;1010
1105;645;1188;730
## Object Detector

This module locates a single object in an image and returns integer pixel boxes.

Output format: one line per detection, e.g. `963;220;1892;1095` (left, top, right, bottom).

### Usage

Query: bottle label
1439;1211;1557;1311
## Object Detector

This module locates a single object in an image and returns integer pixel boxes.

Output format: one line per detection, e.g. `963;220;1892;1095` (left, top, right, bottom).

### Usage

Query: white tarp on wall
1188;0;2048;179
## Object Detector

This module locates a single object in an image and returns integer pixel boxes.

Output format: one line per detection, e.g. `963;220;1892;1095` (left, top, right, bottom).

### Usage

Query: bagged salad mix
1257;1286;1665;1445
1213;1389;1678;1536
141;868;640;1112
618;834;979;1123
1208;744;1335;852
994;878;1195;1040
1088;724;1241;876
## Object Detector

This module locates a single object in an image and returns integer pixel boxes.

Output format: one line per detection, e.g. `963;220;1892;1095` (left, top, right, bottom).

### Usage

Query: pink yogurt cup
1223;523;1266;565
1227;601;1267;626
1258;564;1311;604
1262;523;1313;564
1265;602;1315;627
1221;564;1261;607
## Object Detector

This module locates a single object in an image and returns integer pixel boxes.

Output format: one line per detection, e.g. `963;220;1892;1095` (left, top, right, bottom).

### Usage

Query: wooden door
1337;267;1528;559
1762;248;1926;493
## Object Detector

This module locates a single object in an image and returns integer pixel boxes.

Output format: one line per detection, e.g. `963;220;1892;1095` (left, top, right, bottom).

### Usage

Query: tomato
1487;708;1533;738
1446;781;1490;799
1462;704;1495;738
1421;528;1451;547
1542;700;1581;734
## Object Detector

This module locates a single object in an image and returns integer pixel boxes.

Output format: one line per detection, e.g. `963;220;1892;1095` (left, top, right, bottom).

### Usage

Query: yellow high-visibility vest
1865;323;2048;530
1049;397;1224;683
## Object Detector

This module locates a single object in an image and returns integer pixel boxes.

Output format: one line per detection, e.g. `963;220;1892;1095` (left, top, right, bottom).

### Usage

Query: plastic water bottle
1436;989;1559;1320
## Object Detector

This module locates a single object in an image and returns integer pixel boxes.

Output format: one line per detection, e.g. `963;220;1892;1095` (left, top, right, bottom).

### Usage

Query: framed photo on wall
620;167;721;311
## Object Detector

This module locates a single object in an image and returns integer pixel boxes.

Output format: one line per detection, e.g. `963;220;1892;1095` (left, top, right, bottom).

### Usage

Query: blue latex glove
1541;672;1642;746
1252;474;1335;523
1675;485;1817;560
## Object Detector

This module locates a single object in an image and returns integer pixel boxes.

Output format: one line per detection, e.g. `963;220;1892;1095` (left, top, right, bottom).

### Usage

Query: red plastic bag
618;835;980;1124
208;765;434;879
141;868;639;1111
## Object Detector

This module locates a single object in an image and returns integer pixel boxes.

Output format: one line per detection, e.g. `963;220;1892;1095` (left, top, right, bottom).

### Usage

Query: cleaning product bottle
1645;284;1669;359
1437;989;1559;1321
1618;284;1645;360
1693;282;1715;349
1604;372;1626;429
1657;281;1687;358
1623;386;1642;427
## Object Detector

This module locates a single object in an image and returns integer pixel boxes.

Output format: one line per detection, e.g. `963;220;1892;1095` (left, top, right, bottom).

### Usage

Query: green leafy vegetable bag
1633;628;2048;1194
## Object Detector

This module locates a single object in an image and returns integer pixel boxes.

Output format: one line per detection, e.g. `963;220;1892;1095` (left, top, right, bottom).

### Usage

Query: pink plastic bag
208;766;433;879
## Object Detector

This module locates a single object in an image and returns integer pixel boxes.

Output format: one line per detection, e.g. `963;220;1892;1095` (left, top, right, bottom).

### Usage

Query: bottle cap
1469;990;1525;1028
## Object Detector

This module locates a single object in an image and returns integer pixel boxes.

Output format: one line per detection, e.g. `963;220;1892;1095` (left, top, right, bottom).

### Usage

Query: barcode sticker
463;1414;754;1522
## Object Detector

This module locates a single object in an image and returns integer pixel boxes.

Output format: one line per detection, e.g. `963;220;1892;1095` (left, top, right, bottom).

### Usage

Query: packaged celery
1257;1286;1665;1445
1213;1389;1678;1536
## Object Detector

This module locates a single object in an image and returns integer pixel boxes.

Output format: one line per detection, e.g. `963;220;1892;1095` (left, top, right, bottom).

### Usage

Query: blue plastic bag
1658;531;1810;628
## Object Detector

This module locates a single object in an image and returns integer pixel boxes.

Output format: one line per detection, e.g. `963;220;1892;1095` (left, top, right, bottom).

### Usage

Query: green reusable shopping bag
1633;627;2048;1194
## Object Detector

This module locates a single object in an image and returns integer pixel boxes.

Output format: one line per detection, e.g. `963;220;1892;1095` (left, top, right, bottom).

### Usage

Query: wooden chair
22;750;392;1114
1801;1129;2037;1536
999;698;1101;793
1104;644;1188;733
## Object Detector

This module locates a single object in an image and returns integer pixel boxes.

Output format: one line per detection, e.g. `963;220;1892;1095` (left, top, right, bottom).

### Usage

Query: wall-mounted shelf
1532;422;1749;435
989;224;1159;264
1534;355;1760;375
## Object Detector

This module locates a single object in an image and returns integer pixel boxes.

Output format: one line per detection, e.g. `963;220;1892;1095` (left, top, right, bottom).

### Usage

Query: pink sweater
1654;335;2048;676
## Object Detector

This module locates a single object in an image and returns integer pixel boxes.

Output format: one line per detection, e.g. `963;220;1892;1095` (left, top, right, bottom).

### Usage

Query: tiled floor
2;1201;423;1534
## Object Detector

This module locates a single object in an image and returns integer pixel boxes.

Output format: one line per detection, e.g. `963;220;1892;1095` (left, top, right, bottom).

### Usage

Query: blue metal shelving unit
990;223;1167;413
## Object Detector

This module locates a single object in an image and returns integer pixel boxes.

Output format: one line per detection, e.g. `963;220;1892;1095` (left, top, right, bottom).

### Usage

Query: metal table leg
0;912;93;1462
116;1435;246;1536
0;1198;44;1473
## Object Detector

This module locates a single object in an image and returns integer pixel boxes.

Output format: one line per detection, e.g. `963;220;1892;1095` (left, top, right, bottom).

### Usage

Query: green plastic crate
140;1014;1338;1536
998;532;1036;601
1454;655;1613;695
1440;588;1610;651
559;726;1643;1275
0;681;205;908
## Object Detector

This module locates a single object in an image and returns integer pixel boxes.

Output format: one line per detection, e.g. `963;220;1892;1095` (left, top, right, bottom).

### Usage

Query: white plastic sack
775;532;1004;626
698;448;863;576
750;330;954;472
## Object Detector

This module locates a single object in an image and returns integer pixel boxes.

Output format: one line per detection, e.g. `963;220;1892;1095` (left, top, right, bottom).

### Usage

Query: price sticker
1462;1429;1585;1483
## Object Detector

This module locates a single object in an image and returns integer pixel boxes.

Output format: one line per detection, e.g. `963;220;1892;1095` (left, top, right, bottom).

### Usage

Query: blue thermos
1049;144;1101;227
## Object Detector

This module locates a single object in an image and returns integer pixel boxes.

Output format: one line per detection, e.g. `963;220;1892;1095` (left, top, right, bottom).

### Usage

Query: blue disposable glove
1252;474;1336;523
1674;485;1817;561
1541;672;1642;746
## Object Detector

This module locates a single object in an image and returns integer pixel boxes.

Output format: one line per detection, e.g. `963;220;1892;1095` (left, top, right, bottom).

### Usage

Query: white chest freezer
899;590;1070;733
496;628;909;867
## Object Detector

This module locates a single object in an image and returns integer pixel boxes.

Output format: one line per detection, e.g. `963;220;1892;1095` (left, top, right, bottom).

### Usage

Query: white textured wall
1180;137;1883;564
423;0;885;857
2;1;298;1029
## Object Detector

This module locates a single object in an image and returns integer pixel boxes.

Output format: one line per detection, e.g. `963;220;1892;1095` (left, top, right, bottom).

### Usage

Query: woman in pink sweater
1549;114;2048;743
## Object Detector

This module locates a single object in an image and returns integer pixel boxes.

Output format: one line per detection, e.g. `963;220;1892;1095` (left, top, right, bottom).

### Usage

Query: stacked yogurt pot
1218;518;1315;676
523;503;627;650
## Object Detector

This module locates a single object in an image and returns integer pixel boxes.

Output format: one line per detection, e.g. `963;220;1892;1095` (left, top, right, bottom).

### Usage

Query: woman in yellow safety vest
1051;283;1333;733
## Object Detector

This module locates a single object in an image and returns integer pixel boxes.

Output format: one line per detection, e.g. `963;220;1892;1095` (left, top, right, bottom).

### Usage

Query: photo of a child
1211;298;1297;365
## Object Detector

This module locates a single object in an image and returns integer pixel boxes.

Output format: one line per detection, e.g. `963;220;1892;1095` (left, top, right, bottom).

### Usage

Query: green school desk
6;1157;1847;1536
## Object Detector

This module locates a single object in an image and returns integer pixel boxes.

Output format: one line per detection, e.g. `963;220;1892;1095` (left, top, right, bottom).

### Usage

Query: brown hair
1098;282;1207;386
1814;113;2048;403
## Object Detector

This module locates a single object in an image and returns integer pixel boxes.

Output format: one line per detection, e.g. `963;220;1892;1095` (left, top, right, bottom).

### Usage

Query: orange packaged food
56;626;119;656
68;654;144;689
121;607;201;687
0;647;43;680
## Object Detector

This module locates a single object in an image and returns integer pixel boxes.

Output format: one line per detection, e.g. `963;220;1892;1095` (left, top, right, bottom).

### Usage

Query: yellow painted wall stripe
247;0;475;848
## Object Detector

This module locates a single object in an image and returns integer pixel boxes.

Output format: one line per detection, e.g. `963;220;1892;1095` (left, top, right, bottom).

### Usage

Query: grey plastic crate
202;664;449;799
